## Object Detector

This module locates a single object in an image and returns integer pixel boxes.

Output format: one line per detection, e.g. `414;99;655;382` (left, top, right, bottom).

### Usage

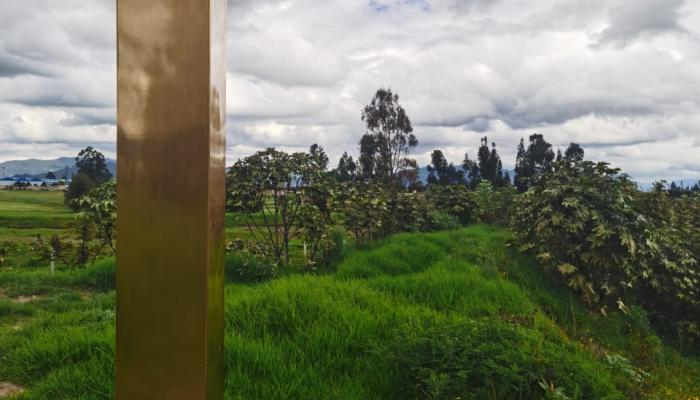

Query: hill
0;157;116;179
0;226;698;398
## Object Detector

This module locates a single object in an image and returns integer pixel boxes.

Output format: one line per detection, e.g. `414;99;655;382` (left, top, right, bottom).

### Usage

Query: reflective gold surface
116;0;226;398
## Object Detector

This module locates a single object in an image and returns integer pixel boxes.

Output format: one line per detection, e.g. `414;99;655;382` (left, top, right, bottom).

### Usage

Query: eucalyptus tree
565;143;585;162
514;134;555;192
361;88;418;189
334;152;357;183
427;150;465;186
76;146;112;185
477;137;507;187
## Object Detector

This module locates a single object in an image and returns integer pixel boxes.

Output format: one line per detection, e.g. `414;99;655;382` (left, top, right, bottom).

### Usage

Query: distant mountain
0;157;116;180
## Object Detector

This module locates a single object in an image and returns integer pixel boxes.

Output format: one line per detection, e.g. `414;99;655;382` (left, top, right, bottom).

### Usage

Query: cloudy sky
1;0;699;184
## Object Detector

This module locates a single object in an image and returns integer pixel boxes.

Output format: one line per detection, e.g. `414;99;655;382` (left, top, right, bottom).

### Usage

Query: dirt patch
12;295;40;304
0;382;24;398
79;290;95;300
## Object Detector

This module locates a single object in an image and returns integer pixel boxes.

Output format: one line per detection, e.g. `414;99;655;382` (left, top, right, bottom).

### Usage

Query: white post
50;247;55;274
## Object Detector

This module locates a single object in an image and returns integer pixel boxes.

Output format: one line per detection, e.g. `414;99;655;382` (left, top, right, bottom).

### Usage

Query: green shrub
512;161;649;311
633;188;699;343
386;192;432;233
426;184;476;225
224;252;278;284
512;160;700;345
306;227;346;271
471;181;516;226
426;210;461;231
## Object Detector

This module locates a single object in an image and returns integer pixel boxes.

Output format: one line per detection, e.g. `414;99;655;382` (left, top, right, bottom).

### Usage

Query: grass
0;225;698;399
0;191;73;230
0;190;310;270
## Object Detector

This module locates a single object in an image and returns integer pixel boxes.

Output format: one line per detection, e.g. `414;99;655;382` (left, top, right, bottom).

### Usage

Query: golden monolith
116;0;226;398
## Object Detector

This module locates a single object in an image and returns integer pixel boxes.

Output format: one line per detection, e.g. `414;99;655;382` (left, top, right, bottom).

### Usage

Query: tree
358;134;377;181
477;137;506;187
12;181;30;190
300;145;338;269
513;139;528;192
227;148;331;266
309;143;329;170
361;88;418;188
336;181;389;243
514;134;555;192
73;180;117;260
427;150;464;186
565;143;585;162
334;152;357;183
46;171;56;180
462;153;480;189
64;172;96;209
75;146;112;185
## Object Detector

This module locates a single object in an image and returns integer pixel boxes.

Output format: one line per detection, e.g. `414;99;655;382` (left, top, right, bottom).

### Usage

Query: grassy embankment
1;226;699;398
0;190;699;399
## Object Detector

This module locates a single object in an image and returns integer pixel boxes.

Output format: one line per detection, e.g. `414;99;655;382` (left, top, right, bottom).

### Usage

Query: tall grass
0;225;698;399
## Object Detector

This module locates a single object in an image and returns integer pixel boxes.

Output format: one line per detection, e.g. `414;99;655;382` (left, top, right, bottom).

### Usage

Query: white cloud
0;0;699;185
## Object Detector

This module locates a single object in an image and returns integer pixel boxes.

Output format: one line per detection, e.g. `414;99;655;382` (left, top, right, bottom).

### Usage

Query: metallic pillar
116;0;226;398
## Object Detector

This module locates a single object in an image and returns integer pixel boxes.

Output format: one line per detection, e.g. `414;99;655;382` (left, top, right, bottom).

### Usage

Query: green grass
0;190;310;269
0;191;74;230
1;225;698;399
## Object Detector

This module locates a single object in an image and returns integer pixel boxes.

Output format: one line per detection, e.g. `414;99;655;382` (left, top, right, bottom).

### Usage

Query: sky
0;0;699;184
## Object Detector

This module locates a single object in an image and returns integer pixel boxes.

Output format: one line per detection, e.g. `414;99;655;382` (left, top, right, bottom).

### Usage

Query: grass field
1;220;699;399
0;191;698;399
0;190;310;271
0;191;74;269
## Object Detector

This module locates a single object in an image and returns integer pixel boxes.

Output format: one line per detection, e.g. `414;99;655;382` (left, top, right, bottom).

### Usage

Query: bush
512;161;650;311
512;160;700;345
386;192;432;233
633;188;699;343
0;240;17;268
426;210;461;231
426;184;476;225
305;228;346;272
335;182;390;242
471;181;516;225
224;251;278;284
